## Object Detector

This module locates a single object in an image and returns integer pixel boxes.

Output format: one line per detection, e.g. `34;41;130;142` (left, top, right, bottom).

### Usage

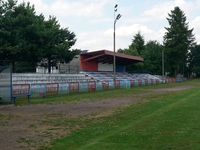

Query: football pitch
0;80;200;150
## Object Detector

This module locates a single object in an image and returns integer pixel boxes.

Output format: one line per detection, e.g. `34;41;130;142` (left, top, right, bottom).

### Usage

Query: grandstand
12;72;163;84
8;50;177;101
13;50;146;84
12;49;162;84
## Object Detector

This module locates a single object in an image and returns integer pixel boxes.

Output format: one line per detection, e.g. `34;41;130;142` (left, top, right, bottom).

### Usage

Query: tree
118;32;145;73
143;41;163;74
39;16;76;73
126;40;164;74
129;32;145;56
0;0;17;63
0;0;44;71
119;32;145;56
0;0;76;73
190;45;200;77
164;6;195;77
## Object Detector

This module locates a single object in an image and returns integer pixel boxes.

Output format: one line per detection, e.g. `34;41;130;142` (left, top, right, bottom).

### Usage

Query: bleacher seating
12;72;164;85
12;73;95;84
85;72;163;82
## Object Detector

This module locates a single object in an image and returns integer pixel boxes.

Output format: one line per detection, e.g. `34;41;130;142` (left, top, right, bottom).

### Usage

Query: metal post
113;4;121;88
10;64;13;103
162;49;165;80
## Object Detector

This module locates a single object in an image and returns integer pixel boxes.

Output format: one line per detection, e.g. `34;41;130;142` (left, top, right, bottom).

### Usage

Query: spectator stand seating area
12;73;94;84
85;72;163;82
11;72;177;103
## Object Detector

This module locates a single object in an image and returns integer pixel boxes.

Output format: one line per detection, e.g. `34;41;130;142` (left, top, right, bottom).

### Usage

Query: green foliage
126;62;144;73
143;41;163;74
118;7;196;77
192;66;200;77
130;32;145;55
124;32;145;56
119;32;163;74
0;0;76;73
15;61;36;73
164;7;195;76
0;0;44;71
118;32;146;73
38;16;76;73
190;45;200;77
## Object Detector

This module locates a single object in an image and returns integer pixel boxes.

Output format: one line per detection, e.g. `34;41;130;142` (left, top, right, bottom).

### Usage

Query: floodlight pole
113;14;116;88
113;4;121;88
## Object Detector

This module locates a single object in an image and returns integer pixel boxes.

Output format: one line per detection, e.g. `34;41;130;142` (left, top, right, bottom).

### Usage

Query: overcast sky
18;0;200;51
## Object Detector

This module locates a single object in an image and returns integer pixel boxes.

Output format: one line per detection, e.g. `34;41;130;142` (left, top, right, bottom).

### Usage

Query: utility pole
162;48;165;81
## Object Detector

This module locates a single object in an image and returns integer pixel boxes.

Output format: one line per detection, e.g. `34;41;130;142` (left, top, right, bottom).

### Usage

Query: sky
18;0;200;51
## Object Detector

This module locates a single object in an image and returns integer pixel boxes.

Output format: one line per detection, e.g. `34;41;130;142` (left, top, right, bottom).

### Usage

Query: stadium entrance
0;63;12;102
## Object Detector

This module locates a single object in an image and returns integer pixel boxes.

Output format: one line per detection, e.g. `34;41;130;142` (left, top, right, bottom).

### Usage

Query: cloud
142;0;200;44
17;0;200;50
74;31;113;51
143;0;186;20
74;24;154;50
143;2;172;20
74;24;165;51
143;0;200;21
191;16;200;43
104;24;153;38
19;0;112;18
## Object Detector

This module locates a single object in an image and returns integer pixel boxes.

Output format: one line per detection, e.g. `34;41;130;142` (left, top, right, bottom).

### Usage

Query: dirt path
0;85;193;150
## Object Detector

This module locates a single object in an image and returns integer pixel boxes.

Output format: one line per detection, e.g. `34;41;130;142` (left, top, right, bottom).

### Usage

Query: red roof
81;50;143;64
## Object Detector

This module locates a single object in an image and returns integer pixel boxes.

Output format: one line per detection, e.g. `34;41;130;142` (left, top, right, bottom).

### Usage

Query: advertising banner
30;84;46;97
115;80;120;88
88;81;96;92
12;84;30;97
102;81;109;90
58;83;69;94
96;81;103;91
121;80;129;88
108;81;114;89
138;79;142;86
131;80;135;87
69;82;79;93
79;82;88;93
145;79;148;86
46;83;58;96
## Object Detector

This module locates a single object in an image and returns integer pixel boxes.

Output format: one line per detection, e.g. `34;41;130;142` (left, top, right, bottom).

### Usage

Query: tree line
0;0;79;73
1;1;200;77
119;7;200;78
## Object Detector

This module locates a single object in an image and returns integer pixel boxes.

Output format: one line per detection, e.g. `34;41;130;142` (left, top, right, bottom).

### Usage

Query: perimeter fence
0;64;12;102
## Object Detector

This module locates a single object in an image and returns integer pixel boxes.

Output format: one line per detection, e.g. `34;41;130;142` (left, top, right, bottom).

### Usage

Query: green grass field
43;80;200;150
